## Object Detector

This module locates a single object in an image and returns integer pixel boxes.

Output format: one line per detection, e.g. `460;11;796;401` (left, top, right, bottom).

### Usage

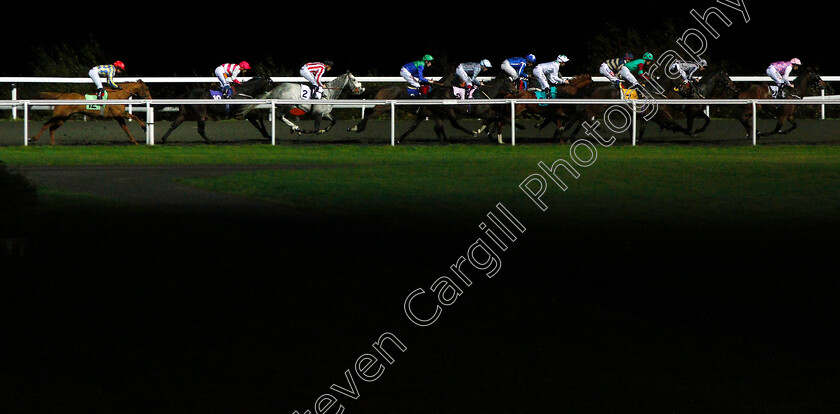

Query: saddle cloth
452;86;477;100
534;87;558;105
620;85;639;100
84;91;107;110
407;85;432;97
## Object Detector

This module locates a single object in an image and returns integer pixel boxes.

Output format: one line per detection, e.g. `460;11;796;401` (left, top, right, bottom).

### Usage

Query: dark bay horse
659;68;738;134
158;77;274;144
397;73;516;144
736;67;826;138
31;80;152;145
348;72;457;134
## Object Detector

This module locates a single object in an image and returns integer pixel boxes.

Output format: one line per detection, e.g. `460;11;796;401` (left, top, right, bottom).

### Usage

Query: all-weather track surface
3;117;840;146
3;123;839;413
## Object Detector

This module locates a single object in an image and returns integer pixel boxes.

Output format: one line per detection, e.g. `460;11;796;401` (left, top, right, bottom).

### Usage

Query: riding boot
96;88;105;100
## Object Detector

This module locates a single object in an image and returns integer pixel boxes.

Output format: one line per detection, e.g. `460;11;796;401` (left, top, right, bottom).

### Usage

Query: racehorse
158;77;274;144
397;73;516;144
736;67;826;138
30;80;152;145
658;68;738;134
241;71;363;135
486;74;593;144
347;72;458;134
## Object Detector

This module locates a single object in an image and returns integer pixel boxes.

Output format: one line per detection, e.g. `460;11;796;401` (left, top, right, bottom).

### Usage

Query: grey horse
241;71;364;135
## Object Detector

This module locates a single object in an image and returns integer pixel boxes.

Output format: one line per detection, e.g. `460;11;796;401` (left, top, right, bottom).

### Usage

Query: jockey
300;60;333;99
400;55;434;92
501;54;536;81
89;61;125;99
671;58;707;97
533;55;570;92
599;53;634;88
455;59;492;95
215;61;251;98
767;58;802;98
623;52;655;89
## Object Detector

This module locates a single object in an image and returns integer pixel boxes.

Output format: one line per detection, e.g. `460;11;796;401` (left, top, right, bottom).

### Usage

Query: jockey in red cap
214;61;250;98
88;61;124;99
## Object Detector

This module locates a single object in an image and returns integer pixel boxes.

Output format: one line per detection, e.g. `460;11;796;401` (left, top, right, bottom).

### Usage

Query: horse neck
695;72;720;95
793;72;814;93
116;82;146;98
324;74;349;98
240;80;269;95
479;77;510;97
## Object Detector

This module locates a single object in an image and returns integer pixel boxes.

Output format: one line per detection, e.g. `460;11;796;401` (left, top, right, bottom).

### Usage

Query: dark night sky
6;1;836;78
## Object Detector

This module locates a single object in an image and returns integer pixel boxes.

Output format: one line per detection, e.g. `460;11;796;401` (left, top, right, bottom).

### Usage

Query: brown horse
658;68;739;134
31;80;152;145
348;72;458;134
736;67;826;138
485;74;593;143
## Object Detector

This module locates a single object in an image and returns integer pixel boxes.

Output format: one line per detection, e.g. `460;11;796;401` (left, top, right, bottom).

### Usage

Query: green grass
3;145;839;229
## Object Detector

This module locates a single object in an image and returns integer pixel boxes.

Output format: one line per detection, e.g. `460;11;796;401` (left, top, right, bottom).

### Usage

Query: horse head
328;71;364;97
799;67;827;92
124;79;152;99
704;68;738;94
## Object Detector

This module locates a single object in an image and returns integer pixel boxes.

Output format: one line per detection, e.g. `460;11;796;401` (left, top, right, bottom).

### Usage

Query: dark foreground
3;179;838;413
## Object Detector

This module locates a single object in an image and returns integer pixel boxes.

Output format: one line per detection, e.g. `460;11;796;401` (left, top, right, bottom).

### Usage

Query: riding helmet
480;59;492;68
556;54;569;63
423;54;434;62
239;61;251;70
642;52;654;60
113;61;125;71
791;58;802;65
526;54;536;63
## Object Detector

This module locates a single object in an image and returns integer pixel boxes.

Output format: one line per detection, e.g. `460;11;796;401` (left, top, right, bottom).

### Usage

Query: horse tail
237;91;270;117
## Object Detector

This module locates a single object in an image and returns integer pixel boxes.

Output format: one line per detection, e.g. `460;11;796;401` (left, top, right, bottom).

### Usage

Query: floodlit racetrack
3;127;839;412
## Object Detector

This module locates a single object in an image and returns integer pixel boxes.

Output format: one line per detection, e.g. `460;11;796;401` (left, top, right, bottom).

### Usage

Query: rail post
145;101;155;145
271;101;276;146
510;100;516;146
390;100;396;146
751;100;757;145
11;83;17;120
631;100;637;146
22;101;28;146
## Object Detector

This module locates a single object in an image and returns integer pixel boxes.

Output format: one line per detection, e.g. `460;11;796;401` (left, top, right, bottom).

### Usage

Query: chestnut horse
31;80;152;145
737;67;826;138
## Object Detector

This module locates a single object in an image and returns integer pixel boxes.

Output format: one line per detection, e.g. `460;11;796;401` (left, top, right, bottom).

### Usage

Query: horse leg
348;105;386;133
280;114;302;135
196;117;212;143
160;112;186;144
397;115;425;144
693;111;711;134
445;114;474;137
738;108;755;138
322;114;337;134
30;116;66;144
115;117;139;145
247;115;270;138
125;113;147;131
434;118;448;143
780;115;797;135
